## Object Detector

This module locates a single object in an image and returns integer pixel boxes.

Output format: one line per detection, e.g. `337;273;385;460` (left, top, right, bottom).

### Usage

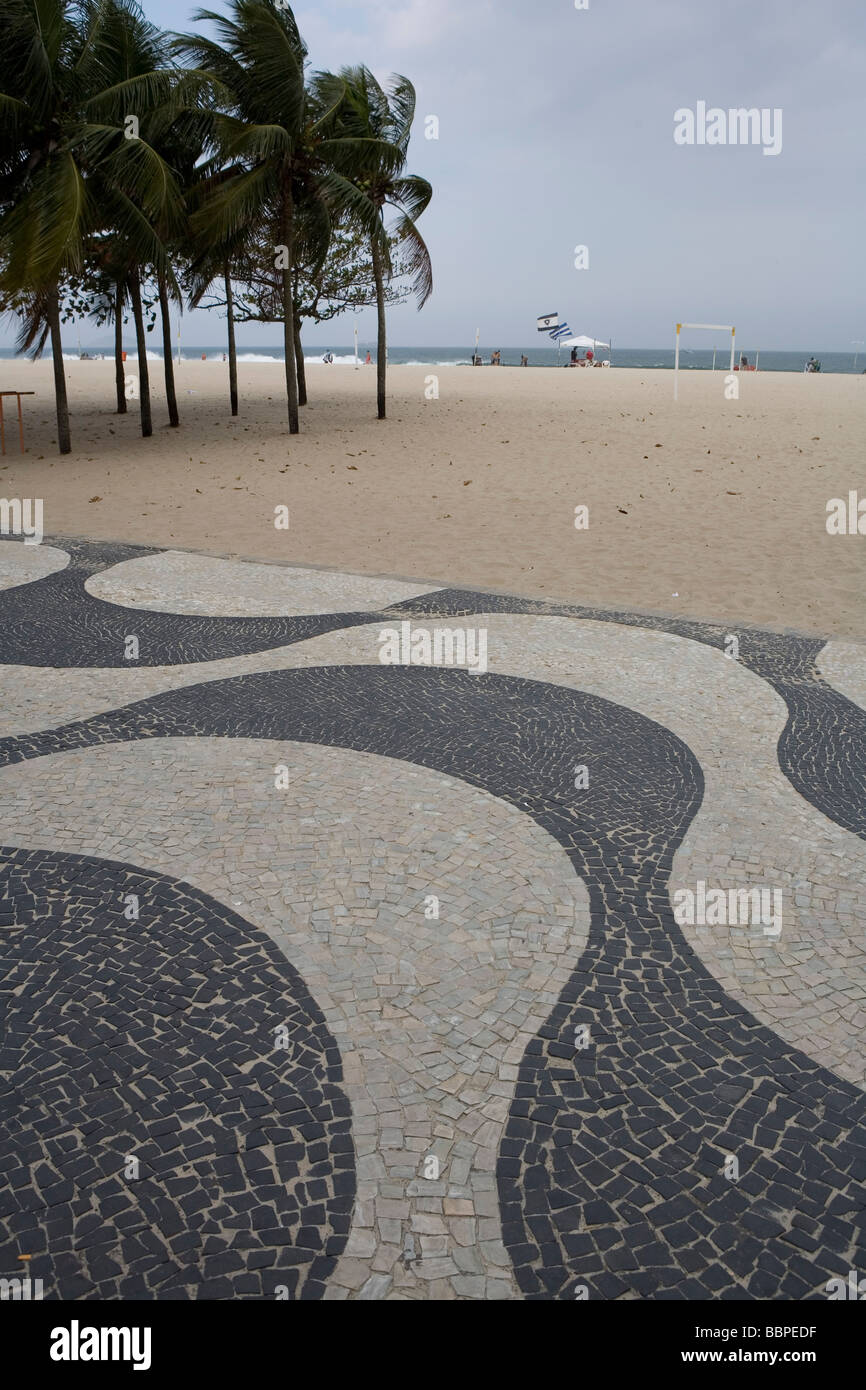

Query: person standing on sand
365;351;372;365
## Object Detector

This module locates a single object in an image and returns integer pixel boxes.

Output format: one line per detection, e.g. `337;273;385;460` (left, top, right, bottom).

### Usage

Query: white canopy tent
560;334;611;366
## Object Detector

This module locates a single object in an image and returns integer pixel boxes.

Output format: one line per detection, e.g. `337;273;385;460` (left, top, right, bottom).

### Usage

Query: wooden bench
0;391;35;455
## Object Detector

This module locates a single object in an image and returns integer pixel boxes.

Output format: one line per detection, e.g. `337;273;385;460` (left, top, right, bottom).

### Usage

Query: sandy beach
1;357;863;638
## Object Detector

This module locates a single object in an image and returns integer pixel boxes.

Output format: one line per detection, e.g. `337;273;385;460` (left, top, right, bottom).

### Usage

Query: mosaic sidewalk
0;537;864;1301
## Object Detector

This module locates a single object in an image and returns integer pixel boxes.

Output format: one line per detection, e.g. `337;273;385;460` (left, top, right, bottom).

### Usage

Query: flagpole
475;327;480;365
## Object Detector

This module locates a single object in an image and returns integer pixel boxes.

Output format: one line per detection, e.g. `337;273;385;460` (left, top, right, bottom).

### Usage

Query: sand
1;357;863;639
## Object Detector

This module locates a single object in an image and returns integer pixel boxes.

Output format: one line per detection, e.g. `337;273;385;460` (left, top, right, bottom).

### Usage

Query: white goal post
674;322;736;400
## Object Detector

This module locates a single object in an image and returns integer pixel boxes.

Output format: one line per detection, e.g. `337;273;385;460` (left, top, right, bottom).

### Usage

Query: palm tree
337;68;432;419
0;0;180;453
175;1;397;435
143;105;218;428
93;1;188;432
183;159;260;419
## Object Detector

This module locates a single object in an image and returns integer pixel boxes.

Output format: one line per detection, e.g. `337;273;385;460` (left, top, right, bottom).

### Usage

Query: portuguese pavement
0;537;864;1301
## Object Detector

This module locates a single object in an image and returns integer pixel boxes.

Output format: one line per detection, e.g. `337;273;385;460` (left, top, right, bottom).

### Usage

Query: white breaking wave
304;353;362;365
304;355;472;367
56;350;473;366
61;349;163;361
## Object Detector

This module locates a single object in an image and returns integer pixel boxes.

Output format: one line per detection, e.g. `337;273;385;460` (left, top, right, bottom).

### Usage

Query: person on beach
323;352;334;364
521;355;528;367
365;351;372;365
585;348;594;363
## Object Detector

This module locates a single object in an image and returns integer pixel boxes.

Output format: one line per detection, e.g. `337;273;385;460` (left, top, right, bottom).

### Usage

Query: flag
537;313;560;332
549;322;572;341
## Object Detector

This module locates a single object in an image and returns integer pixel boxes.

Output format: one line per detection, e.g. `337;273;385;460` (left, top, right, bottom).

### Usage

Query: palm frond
388;212;432;307
389;174;432;223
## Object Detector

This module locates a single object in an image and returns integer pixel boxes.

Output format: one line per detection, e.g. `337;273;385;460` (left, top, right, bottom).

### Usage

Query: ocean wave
63;350;163;361
304;355;473;367
304;353;362;365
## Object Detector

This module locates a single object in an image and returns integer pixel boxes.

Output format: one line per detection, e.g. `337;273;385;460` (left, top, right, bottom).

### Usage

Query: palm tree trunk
129;273;152;439
293;304;306;406
371;235;387;420
114;282;127;414
158;271;179;427
224;263;238;417
280;191;300;435
47;288;71;455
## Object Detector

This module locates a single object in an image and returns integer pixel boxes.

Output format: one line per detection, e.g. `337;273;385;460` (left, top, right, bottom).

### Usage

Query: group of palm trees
0;0;433;454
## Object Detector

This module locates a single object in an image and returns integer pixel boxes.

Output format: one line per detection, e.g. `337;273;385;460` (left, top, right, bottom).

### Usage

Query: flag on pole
537;313;560;332
549;322;573;342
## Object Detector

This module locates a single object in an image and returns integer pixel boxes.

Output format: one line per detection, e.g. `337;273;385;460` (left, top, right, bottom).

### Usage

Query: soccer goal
674;322;736;400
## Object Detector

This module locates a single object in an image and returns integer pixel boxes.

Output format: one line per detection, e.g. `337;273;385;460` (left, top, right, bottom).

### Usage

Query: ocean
1;345;862;373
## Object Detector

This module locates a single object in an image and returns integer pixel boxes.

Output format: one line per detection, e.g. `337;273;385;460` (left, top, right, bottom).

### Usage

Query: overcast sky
13;0;866;349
